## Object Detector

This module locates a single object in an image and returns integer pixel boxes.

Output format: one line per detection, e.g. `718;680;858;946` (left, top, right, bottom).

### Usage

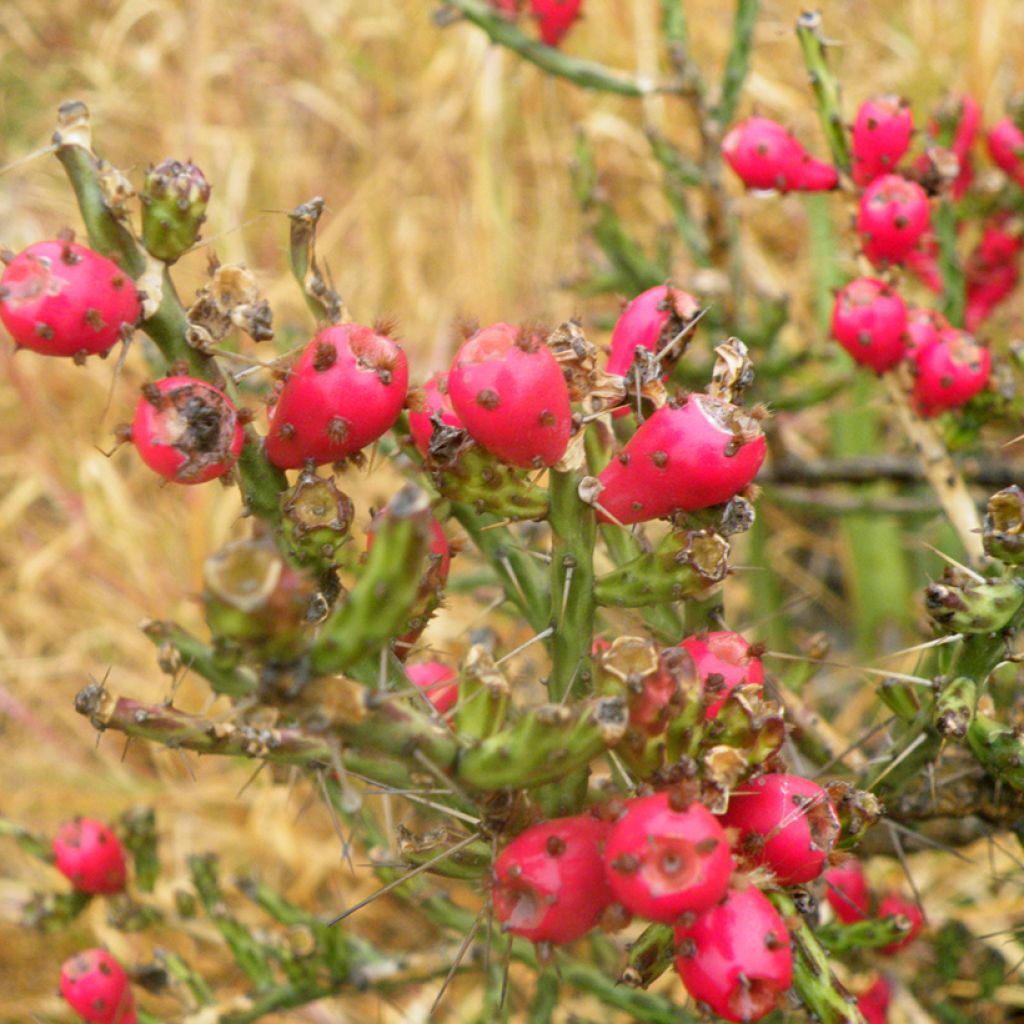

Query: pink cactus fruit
406;661;459;715
723;117;837;193
408;371;463;459
678;630;764;720
831;277;908;374
987;116;1024;187
910;327;990;418
877;892;925;954
529;0;583;46
823;858;871;923
851;95;914;186
857;174;931;266
52;818;127;895
60;949;137;1024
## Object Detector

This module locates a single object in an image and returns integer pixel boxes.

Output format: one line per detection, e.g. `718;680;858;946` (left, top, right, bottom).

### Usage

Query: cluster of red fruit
487;0;583;48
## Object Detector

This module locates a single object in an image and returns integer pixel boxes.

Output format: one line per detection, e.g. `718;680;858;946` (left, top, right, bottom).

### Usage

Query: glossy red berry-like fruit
131;376;245;484
447;322;571;469
905;233;943;294
406;661;458;715
877;892;925;953
910;328;990;418
858;174;931;266
965;217;1023;330
596;396;766;526
987;117;1024;187
857;976;892;1024
529;0;583;46
266;323;409;469
722;118;837;193
678;631;764;720
719;774;840;885
831;278;908;374
52;818;127;895
603;792;733;922
851;95;913;186
674;885;793;1023
408;372;463;459
904;306;949;361
60;949;137;1024
607;285;701;377
492;815;612;944
823;859;870;923
0;239;140;360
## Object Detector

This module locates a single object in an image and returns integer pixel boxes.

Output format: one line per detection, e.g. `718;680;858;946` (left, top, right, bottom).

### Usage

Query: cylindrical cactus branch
816;915;917;954
794;11;852;172
141;619;258;697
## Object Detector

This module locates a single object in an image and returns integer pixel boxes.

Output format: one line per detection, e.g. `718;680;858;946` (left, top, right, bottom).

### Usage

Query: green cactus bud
983;487;1024;564
967;714;1024;792
924;570;1024;634
620;923;674;989
280;465;355;570
457;696;628;791
594;528;729;607
118;806;159;893
824;780;884;848
454;644;510;740
141;158;211;262
817;915;916;954
430;433;548;520
934;675;977;738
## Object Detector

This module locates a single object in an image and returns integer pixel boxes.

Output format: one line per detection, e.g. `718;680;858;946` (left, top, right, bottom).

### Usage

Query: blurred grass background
1;0;1024;1019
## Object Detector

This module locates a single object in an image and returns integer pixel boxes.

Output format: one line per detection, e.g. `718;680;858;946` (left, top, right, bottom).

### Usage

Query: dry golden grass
2;0;1024;1020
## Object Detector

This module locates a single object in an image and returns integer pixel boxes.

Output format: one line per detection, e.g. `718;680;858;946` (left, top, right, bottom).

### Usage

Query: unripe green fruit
141;158;211;262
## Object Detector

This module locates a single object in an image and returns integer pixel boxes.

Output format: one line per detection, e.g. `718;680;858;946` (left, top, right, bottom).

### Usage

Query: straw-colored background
1;0;1023;1019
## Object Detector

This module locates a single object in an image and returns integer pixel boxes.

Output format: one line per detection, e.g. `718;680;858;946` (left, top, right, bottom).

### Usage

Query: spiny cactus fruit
857;173;931;266
140;158;211;262
851;95;913;186
823;858;871;923
447;322;572;469
0;238;140;360
722;117;838;193
909;328;991;418
491;815;612;943
678;630;764;720
856;976;892;1024
405;661;459;715
904;306;949;361
607;284;701;378
602;791;734;922
595;395;766;525
265;323;409;469
60;949;137;1024
965;217;1023;330
52;818;127;895
719;773;840;884
529;0;583;47
831;277;908;373
407;371;463;459
129;376;245;484
674;885;793;1023
876;892;925;954
987;116;1024;187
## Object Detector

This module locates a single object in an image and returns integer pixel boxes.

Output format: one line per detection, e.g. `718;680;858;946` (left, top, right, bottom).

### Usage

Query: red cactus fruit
674;885;793;1022
678;630;764;720
905;306;949;362
529;0;583;46
877;892;925;953
823;859;870;923
406;661;458;715
408;371;463;459
905;233;943;294
987;117;1024;187
603;792;734;922
0;239;140;360
851;95;913;186
265;323;409;469
131;376;244;484
52;818;127;895
965;218;1023;330
492;815;612;944
60;949;137;1024
719;773;840;885
722;117;838;193
489;0;520;14
607;285;701;377
447;322;572;468
857;976;892;1024
857;174;931;266
831;277;908;374
595;395;766;526
910;328;990;418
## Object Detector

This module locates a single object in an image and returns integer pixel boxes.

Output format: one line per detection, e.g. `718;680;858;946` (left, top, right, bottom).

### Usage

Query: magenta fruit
52;818;127;895
60;949;137;1024
987;116;1024;187
831;277;908;374
529;0;583;46
607;284;701;378
408;371;463;459
678;630;764;720
0;239;140;360
130;376;245;484
857;173;931;266
266;323;409;469
876;892;925;953
405;661;459;715
904;306;949;362
965;217;1023;330
603;791;733;922
674;885;793;1022
596;395;766;526
719;773;840;885
823;858;870;923
851;95;913;186
857;976;892;1024
910;328;990;418
722;117;837;193
447;322;571;469
492;815;612;944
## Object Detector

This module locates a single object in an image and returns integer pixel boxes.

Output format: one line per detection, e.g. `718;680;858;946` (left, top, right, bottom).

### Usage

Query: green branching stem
548;469;596;701
443;0;655;97
141;619;258;697
526;968;560;1024
713;0;761;129
795;11;851;172
936;199;966;326
0;817;54;862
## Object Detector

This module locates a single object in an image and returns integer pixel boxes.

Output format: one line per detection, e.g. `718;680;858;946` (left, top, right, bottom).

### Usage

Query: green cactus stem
141;619;258;697
966;715;1024;791
155;949;216;1008
795;11;852;172
0;816;54;863
712;0;761;129
141;158;210;262
982;486;1024;563
595;528;729;608
817;914;915;954
309;486;434;676
934;675;978;738
935;197;966;327
454;645;511;741
456;696;628;790
396;825;491;880
548;468;596;701
769;892;866;1024
620;922;675;989
22;890;92;932
118;806;159;894
925;573;1024;634
288;197;346;324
